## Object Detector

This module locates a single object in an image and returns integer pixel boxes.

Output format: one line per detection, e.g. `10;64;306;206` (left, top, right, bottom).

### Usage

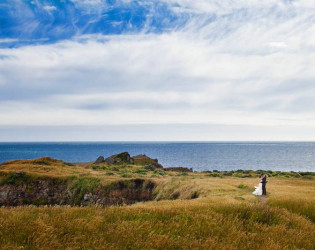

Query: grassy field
0;158;314;249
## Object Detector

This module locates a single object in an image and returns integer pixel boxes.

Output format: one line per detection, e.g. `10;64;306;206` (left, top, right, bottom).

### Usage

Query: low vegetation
0;157;314;249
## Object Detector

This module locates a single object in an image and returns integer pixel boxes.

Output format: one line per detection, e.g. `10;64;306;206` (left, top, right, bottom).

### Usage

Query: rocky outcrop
0;175;68;206
104;152;134;164
144;164;163;171
94;152;163;168
132;154;163;169
80;179;156;206
0;172;156;207
94;156;105;164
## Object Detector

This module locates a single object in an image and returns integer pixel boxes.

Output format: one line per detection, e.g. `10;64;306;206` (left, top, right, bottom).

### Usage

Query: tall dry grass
0;200;314;249
0;177;314;249
0;158;314;249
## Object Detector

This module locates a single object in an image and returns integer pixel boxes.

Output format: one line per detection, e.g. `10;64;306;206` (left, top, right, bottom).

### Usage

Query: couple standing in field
252;173;267;196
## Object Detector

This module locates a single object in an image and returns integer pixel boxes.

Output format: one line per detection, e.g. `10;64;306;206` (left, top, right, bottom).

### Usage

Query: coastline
0;156;314;249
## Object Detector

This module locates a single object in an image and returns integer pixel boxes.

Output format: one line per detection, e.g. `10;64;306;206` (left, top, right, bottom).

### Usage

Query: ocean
0;142;314;172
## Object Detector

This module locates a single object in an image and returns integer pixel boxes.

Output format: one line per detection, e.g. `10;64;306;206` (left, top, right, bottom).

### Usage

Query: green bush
110;166;120;172
135;169;148;175
233;173;243;178
66;176;101;205
206;173;222;178
223;172;233;176
154;170;167;176
191;191;199;199
237;184;249;189
1;171;29;184
68;177;101;192
121;173;132;178
179;172;188;176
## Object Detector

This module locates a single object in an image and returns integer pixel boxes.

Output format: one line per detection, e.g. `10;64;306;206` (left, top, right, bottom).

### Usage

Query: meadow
0;157;314;249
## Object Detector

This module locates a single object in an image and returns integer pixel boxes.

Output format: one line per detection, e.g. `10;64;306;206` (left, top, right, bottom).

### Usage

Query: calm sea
0;142;314;172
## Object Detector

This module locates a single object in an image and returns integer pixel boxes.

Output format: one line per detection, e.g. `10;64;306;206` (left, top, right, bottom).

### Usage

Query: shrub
206;173;221;178
111;166;120;172
237;184;249;189
135;169;148;175
241;174;251;178
300;172;315;176
233;173;243;178
68;177;101;192
154;170;167;176
121;173;132;178
119;170;133;178
223;172;233;176
191;191;199;199
179;172;188;176
65;176;101;205
1;171;29;184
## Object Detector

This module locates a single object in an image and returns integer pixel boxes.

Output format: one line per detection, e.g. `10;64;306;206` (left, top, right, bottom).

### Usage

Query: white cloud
0;0;315;140
164;0;315;14
0;38;18;43
70;0;103;4
43;5;56;11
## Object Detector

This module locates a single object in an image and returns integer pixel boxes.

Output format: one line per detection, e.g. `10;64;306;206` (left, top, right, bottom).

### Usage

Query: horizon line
1;140;315;143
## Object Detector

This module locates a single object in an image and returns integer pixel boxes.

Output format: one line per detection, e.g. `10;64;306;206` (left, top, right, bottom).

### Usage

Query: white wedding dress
252;182;262;196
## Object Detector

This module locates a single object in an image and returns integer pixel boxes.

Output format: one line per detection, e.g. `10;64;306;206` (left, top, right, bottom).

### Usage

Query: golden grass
0;158;314;249
0;157;91;177
0;199;314;249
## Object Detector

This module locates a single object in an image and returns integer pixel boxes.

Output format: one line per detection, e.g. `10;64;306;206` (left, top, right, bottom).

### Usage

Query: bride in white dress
252;174;263;196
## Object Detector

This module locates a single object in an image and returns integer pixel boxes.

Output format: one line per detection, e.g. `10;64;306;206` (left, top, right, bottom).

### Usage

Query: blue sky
0;0;315;141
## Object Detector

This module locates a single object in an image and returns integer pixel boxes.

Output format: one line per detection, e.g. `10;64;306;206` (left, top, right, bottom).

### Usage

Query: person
261;173;267;195
252;174;263;196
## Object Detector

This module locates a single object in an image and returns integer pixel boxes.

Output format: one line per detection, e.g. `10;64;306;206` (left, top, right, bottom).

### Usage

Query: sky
0;0;314;141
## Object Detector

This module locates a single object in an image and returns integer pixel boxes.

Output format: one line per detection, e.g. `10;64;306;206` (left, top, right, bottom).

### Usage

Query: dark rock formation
80;179;156;206
144;164;163;171
104;157;115;164
144;165;157;171
104;152;133;164
0;175;68;206
94;153;163;168
94;156;105;164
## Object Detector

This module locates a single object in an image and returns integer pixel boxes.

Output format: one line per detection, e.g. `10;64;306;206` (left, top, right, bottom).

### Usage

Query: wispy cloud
43;5;57;12
0;0;314;140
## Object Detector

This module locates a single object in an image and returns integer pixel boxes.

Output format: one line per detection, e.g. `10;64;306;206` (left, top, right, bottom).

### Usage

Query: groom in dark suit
261;174;267;195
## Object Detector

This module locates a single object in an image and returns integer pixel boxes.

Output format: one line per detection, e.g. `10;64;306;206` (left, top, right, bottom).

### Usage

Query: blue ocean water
0;142;314;172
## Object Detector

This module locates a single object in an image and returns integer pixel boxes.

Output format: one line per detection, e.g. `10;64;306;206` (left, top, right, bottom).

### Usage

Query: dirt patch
258;196;266;205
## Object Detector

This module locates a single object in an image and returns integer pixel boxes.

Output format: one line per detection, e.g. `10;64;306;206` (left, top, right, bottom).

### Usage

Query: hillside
0;155;314;249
